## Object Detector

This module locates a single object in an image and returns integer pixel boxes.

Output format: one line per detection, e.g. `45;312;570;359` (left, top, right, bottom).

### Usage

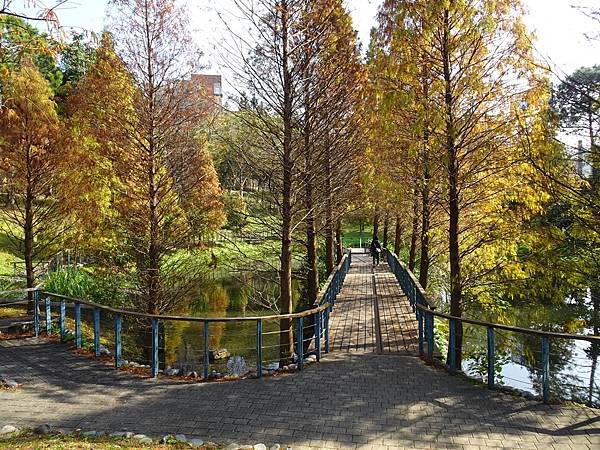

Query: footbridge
0;251;599;449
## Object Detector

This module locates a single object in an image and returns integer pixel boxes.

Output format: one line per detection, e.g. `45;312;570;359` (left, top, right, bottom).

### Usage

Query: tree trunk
147;242;160;314
303;109;318;307
279;1;294;364
589;106;598;188
588;97;600;405
419;173;430;289
408;192;419;272
419;65;431;289
324;155;334;274
6;187;15;207
280;181;294;362
148;158;161;315
335;219;343;264
443;6;463;368
593;285;600;336
382;213;389;248
590;350;598;405
394;215;402;255
24;184;35;309
325;218;334;274
305;209;319;303
372;211;379;240
589;286;600;405
143;3;161;316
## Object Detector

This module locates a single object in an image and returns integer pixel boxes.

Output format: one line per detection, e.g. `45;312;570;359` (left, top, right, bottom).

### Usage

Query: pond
0;268;313;378
160;272;307;375
446;295;600;407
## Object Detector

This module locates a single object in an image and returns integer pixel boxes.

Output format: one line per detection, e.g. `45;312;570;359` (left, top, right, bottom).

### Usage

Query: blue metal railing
1;252;353;381
385;249;600;405
385;250;435;312
385;249;436;358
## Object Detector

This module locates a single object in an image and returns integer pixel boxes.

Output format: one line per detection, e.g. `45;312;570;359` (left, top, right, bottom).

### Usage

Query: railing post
324;307;330;353
256;319;263;378
542;336;550;404
449;318;456;371
59;299;66;342
33;290;39;337
151;319;159;377
203;321;209;379
93;308;101;357
297;317;304;370
487;326;495;389
417;309;424;356
426;311;434;363
114;314;122;368
315;311;321;362
75;302;82;349
45;297;52;335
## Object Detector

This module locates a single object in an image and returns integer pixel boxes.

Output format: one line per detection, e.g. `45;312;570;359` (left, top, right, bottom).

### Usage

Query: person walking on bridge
370;236;382;265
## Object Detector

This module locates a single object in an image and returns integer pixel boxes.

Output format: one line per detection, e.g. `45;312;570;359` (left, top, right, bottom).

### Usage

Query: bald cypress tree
0;62;66;302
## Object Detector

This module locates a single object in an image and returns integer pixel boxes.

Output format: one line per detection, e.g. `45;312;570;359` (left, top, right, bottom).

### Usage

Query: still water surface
163;273;304;374
459;298;600;406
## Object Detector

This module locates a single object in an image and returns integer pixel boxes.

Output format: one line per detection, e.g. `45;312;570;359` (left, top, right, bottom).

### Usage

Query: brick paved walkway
1;255;599;449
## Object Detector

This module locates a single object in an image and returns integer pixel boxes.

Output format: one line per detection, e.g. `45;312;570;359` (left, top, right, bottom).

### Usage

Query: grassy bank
0;432;220;449
0;222;23;278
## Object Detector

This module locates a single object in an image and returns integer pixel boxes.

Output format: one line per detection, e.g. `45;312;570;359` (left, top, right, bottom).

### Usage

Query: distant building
191;74;223;106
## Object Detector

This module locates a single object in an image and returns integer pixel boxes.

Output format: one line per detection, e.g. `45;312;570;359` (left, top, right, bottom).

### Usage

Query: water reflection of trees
462;323;510;384
587;343;600;405
460;301;600;406
161;273;303;371
164;283;230;371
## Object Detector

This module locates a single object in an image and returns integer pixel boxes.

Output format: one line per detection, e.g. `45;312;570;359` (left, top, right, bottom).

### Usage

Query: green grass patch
0;277;26;292
205;238;280;275
0;228;23;278
341;220;373;248
0;305;28;319
0;211;32;278
44;267;128;307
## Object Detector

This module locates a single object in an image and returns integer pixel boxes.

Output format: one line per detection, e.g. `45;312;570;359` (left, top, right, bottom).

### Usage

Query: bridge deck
330;253;418;354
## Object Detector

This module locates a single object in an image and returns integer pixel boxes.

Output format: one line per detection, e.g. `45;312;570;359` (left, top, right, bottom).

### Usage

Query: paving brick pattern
0;254;599;449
